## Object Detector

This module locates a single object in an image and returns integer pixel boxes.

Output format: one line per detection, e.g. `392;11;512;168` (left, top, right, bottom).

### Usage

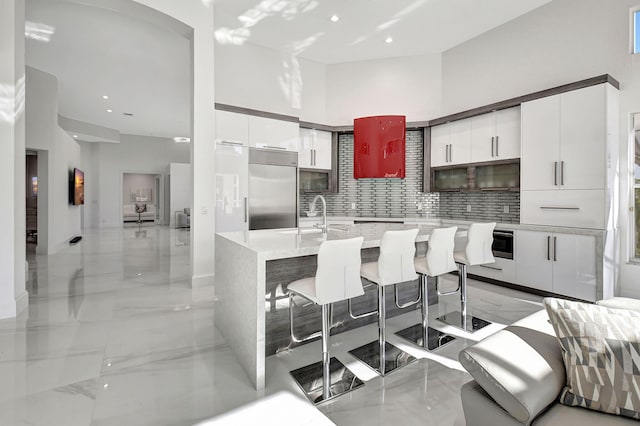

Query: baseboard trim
191;273;214;288
0;290;29;320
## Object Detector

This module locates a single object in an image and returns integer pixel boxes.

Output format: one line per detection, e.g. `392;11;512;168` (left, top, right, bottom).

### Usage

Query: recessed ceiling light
173;136;190;143
102;95;109;100
385;36;393;44
330;14;339;22
73;134;78;138
106;109;113;113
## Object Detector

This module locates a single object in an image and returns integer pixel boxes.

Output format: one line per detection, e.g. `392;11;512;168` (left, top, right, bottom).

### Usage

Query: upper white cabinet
430;118;472;167
215;110;249;146
248;115;299;152
515;230;596;301
430;123;450;167
471;107;521;163
299;128;332;170
521;84;608;191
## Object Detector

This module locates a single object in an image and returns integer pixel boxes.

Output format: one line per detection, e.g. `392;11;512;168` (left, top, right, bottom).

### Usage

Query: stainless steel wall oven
492;230;514;259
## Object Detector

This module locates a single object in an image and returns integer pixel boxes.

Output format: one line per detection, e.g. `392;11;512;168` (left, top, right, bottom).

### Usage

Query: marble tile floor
1;226;544;425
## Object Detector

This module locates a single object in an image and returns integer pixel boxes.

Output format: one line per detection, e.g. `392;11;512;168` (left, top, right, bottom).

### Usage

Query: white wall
25;66;81;254
0;0;27;319
215;41;327;123
325;54;442;125
440;0;640;298
80;135;189;228
169;162;190;227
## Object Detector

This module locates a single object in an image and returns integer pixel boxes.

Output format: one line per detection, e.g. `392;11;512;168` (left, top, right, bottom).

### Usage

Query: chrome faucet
310;195;328;234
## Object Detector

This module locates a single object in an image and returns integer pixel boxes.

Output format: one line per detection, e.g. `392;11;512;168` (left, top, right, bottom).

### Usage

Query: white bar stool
396;226;458;350
349;229;420;376
437;222;496;332
288;236;365;404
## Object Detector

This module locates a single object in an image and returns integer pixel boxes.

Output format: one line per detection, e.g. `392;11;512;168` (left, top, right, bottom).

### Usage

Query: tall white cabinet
520;83;617;229
214;108;300;233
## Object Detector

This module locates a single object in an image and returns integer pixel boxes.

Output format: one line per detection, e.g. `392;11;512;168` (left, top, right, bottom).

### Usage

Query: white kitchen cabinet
515;230;596;301
471;106;521;163
215;110;249;146
520;189;606;229
448;118;472;165
468;257;516;283
299;128;332;170
430;124;450;167
215;141;248;233
430;119;472;167
521;84;607;192
248;115;299;152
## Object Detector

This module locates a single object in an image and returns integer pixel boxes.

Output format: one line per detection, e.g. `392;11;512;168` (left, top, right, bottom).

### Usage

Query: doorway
25;151;38;246
122;172;164;225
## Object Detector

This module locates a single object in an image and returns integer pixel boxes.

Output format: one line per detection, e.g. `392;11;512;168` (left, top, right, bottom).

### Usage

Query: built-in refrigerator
248;148;298;230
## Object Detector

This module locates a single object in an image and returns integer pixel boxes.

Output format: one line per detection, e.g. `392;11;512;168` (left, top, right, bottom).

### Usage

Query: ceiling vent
123;112;134;117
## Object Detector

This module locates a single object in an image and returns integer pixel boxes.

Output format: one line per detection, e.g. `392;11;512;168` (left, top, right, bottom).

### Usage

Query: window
634;8;640;54
634;113;640;257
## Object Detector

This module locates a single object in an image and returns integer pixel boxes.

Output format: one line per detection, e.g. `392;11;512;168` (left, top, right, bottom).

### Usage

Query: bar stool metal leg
395;275;456;350
436;263;492;333
321;304;331;401
349;284;417;376
289;300;365;404
378;285;386;375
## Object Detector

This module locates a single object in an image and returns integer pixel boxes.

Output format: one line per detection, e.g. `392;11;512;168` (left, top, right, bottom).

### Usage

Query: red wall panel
353;115;406;179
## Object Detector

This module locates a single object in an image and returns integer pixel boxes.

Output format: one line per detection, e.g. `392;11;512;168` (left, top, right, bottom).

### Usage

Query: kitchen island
214;222;452;390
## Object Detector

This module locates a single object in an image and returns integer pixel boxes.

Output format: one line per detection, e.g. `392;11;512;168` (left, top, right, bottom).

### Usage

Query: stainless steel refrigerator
248;148;298;230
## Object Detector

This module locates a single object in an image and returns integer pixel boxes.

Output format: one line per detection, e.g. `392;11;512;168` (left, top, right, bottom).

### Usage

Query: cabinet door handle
496;136;499;156
313;149;316;166
445;145;449;162
310;149;313;165
554;161;558;185
449;145;453;162
547;236;551;261
491;137;495;157
553;236;557;262
540;206;580;210
219;140;244;147
263;145;286;150
560;161;564;186
480;264;503;271
244;197;248;223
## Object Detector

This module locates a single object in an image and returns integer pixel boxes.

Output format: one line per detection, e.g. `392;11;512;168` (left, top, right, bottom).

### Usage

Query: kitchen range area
214;74;619;394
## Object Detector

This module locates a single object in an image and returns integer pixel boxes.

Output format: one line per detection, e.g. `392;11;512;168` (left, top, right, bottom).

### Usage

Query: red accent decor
353;115;406;179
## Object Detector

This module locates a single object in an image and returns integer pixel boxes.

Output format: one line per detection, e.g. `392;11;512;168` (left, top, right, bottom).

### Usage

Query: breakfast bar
214;222;452;390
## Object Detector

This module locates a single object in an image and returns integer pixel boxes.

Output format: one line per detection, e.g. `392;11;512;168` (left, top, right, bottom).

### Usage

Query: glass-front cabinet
475;162;520;190
431;160;520;192
432;167;469;191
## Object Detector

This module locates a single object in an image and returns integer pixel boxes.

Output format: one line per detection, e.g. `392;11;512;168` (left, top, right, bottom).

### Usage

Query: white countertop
216;222;456;261
299;215;607;236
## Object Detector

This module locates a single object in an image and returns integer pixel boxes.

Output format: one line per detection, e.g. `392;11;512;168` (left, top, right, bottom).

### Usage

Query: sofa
459;297;640;425
123;203;155;222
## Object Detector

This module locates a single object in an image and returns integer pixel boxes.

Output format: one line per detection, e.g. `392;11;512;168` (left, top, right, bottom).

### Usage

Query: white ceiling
213;0;552;64
25;0;551;141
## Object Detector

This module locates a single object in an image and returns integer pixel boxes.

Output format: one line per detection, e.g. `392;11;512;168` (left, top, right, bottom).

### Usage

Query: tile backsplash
300;130;520;223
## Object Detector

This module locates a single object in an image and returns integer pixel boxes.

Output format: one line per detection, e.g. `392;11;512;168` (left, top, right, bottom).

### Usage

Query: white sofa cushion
459;309;565;424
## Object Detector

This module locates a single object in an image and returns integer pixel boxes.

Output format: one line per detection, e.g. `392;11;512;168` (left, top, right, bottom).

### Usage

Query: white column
129;0;216;287
0;0;28;319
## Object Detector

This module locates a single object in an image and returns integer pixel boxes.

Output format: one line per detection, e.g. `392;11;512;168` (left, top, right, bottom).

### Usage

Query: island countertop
215;221;454;261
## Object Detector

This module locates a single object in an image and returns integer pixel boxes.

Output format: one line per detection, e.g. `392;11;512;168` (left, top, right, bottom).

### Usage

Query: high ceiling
213;0;552;64
25;0;552;141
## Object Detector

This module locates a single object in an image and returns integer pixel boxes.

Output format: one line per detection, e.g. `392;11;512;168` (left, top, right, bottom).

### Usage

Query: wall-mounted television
69;168;84;205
